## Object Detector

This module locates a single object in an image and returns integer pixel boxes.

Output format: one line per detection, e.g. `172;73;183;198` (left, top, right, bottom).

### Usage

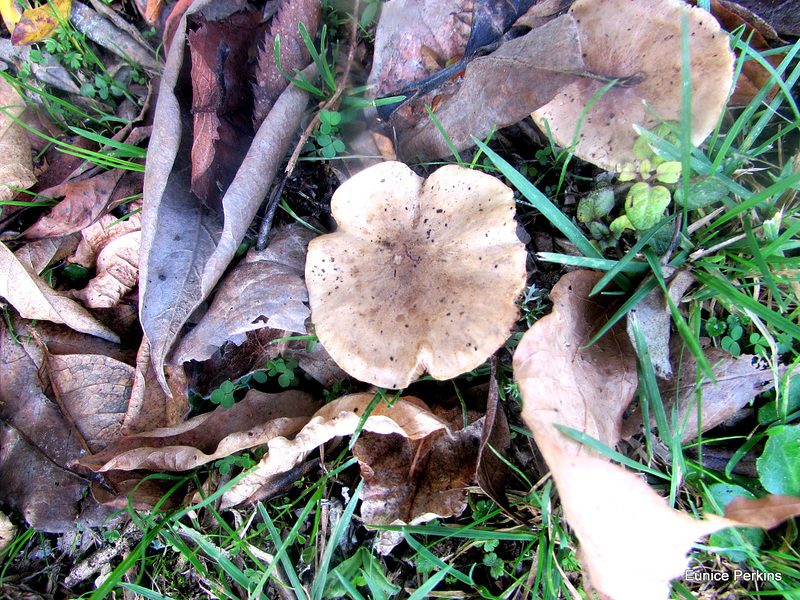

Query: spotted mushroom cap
532;0;735;171
305;161;527;389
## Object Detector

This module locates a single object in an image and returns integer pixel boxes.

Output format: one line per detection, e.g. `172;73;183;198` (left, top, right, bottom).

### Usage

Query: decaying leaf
73;231;140;309
140;0;317;392
724;494;800;529
172;224;314;363
80;390;320;473
46;353;133;453
22;168;128;239
0;511;14;555
0;241;119;342
622;342;777;443
399;14;587;161
0;76;36;204
732;0;800;36
14;234;81;275
254;0;321;125
11;0;71;46
367;0;472;107
626;268;696;379
71;206;142;268
355;419;482;555
0;421;87;533
221;393;450;508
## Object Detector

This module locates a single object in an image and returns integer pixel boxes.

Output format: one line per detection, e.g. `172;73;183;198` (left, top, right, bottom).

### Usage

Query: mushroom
305;161;527;389
531;0;735;171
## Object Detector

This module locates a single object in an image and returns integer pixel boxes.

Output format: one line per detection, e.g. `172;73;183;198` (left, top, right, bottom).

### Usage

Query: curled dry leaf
531;0;735;170
0;511;14;555
0;76;36;204
724;494;800;530
305;161;527;389
80;389;320;473
513;270;726;600
22;168;127;239
73;230;140;308
0;241;119;342
140;0;317;392
71;206;141;268
172;224;314;363
221;393;450;508
355;419;482;555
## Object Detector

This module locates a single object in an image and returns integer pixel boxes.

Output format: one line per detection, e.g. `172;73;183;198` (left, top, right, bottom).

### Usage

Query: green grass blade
473;139;603;260
425;105;462;163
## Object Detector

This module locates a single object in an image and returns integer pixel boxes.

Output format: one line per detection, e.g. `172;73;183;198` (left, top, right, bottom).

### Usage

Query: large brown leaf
140;0;317;392
399;14;587;161
0;241;118;342
512;270;794;600
80;389;320;473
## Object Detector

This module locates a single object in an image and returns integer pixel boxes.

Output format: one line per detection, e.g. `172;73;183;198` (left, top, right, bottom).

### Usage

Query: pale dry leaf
724;494;800;529
73;230;140;308
0;76;36;203
172;224;314;363
79;390;320;473
512;269;781;600
14;234;81;275
513;270;638;455
72;207;142;268
621;342;776;443
221;393;450;508
400;14;587;161
0;241;119;342
0;511;15;555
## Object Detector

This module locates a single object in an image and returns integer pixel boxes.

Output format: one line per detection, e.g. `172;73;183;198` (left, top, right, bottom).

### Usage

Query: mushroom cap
306;161;527;389
532;0;735;171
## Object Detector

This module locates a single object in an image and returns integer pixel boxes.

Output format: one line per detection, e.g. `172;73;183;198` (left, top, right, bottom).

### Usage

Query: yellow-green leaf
11;0;71;46
0;0;24;32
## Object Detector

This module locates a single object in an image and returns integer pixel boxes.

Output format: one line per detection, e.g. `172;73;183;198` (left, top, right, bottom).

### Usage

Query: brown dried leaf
221;393;450;508
724;494;800;529
14;234;81;275
172;224;314;363
0;241;119;343
80;389;320;473
254;0;321;125
514;270;638;455
356;421;481;554
0;421;87;533
0;77;36;204
725;0;799;36
123;337;188;435
73;230;140;308
47;353;133;453
367;0;472;102
72;207;141;268
0;512;14;555
399;14;587;161
22;168;126;239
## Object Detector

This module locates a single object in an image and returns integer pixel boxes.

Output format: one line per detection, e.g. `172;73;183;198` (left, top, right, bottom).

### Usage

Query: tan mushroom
532;0;735;171
305;161;527;389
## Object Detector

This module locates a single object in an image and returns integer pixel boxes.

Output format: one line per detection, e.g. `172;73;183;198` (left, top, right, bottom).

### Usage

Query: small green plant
266;356;300;387
306;109;346;158
214;452;256;475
